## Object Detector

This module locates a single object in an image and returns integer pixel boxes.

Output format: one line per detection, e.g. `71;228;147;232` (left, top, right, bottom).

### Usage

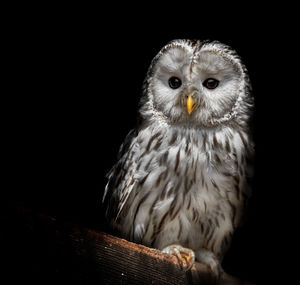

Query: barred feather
103;39;254;265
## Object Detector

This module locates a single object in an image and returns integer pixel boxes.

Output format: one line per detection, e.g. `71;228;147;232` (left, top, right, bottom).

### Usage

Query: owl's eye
203;78;219;89
168;77;182;89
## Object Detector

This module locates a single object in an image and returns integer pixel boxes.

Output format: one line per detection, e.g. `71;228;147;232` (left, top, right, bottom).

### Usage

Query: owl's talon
162;245;195;271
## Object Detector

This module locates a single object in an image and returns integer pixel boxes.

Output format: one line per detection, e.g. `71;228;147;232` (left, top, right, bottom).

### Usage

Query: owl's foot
195;248;224;278
162;244;195;271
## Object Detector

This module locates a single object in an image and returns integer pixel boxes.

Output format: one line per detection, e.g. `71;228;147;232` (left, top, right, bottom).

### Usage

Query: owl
102;39;254;277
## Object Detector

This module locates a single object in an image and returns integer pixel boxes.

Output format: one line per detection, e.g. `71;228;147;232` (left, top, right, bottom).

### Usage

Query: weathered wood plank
0;205;244;284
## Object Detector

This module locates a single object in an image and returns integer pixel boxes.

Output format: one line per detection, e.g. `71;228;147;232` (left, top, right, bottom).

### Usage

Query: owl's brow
199;49;241;70
189;44;201;77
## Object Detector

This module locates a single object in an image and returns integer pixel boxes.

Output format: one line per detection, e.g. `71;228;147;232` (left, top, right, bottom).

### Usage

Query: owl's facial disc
146;40;249;127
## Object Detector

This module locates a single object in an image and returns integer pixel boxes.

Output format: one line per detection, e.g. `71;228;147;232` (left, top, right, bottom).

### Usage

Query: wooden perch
0;205;245;284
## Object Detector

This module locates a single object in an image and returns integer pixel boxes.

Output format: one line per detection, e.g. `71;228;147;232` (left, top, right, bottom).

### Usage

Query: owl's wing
102;129;139;222
238;141;255;226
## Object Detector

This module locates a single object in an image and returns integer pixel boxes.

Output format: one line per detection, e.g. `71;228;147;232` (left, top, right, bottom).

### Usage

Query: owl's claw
162;244;195;271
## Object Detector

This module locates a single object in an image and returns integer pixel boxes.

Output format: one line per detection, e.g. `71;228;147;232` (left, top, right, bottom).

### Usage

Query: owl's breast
119;125;247;249
132;126;242;203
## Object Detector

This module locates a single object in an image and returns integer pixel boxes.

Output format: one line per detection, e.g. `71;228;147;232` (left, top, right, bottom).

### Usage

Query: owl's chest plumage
115;123;248;256
103;39;253;272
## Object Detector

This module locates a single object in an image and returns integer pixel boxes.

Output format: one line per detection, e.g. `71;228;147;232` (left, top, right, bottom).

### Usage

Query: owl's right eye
168;77;182;89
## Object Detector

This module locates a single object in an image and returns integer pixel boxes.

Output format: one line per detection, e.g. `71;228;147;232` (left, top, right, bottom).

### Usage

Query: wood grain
0;205;244;284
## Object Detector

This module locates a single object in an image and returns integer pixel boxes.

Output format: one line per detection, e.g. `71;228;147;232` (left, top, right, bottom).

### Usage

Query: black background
3;5;298;284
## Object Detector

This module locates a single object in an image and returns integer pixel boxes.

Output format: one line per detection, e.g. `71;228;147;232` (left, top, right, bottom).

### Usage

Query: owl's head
140;39;253;128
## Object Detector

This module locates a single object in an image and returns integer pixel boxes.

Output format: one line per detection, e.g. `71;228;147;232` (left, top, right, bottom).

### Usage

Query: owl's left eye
203;78;219;89
168;77;182;89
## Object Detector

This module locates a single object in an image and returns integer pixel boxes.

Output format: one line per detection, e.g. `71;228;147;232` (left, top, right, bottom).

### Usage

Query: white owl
103;39;254;278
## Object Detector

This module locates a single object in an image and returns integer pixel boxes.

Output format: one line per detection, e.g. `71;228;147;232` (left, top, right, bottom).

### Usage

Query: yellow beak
186;94;195;115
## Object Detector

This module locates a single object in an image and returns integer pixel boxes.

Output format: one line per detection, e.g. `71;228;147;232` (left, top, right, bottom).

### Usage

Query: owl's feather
103;39;254;269
102;129;139;220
